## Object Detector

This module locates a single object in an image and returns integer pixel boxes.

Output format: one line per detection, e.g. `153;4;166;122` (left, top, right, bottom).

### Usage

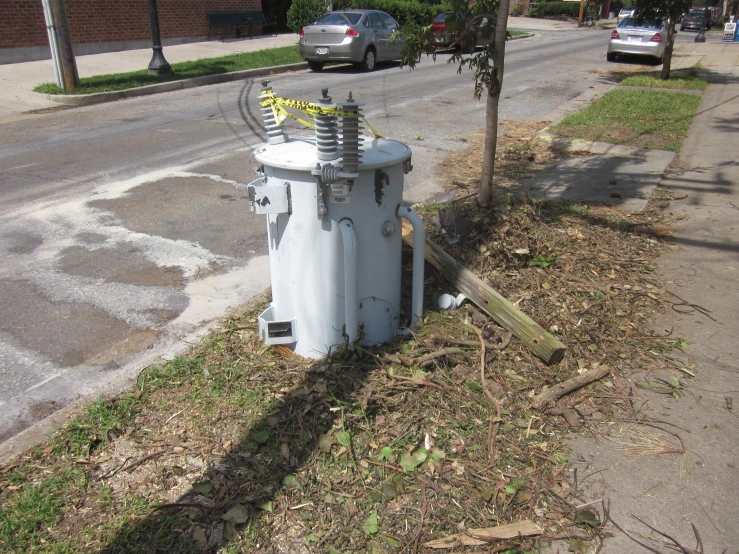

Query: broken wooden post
401;221;566;364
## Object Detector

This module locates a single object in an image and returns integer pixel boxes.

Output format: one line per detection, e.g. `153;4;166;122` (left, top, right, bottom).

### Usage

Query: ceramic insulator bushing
340;100;363;174
259;86;286;145
315;91;339;161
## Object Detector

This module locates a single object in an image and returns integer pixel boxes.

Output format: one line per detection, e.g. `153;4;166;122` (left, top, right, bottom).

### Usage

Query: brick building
0;0;266;64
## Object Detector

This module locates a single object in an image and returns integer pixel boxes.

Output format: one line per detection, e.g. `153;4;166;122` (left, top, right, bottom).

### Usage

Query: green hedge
332;0;442;25
287;0;328;31
528;1;582;18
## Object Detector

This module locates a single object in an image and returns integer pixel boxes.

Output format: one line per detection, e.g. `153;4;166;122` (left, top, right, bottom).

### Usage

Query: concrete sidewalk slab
0;33;298;119
524;143;675;211
562;81;739;554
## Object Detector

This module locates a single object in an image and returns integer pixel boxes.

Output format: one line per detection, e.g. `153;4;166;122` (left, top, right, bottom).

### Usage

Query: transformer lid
254;136;411;171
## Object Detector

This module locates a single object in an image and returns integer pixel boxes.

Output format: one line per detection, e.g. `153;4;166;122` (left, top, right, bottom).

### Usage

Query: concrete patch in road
88;173;267;260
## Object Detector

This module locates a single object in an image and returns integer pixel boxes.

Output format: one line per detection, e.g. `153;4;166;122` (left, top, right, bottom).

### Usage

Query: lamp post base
148;47;172;76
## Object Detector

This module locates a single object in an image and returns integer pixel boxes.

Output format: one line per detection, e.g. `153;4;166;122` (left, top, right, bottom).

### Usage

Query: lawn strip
550;89;701;152
619;68;708;90
34;46;302;95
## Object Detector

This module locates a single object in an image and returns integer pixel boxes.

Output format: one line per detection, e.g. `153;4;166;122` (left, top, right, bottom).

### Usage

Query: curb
44;62;309;107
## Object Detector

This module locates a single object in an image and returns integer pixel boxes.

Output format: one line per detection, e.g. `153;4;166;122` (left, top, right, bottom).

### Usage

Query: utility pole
147;0;172;76
46;0;79;91
578;0;587;27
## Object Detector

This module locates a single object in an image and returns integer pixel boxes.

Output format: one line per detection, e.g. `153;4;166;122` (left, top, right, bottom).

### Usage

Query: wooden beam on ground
401;221;566;365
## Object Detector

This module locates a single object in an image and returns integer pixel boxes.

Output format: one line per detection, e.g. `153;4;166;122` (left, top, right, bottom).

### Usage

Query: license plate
315;47;329;55
627;36;642;42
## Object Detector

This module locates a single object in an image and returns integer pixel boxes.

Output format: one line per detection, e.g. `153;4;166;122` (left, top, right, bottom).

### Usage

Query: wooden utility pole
578;0;587;27
48;0;79;91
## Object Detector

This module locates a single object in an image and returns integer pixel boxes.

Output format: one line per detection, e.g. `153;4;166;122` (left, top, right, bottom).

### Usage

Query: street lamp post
147;0;172;75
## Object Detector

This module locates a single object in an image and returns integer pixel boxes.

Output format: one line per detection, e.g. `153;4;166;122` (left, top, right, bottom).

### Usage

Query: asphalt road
0;26;664;445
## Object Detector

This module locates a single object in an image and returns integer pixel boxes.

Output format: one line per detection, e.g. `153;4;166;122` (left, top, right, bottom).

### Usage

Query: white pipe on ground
397;206;425;328
338;218;359;343
41;0;62;88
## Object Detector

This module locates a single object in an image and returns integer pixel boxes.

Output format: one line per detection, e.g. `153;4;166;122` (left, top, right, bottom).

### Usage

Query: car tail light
611;30;620;39
346;28;359;37
650;32;662;42
299;28;304;37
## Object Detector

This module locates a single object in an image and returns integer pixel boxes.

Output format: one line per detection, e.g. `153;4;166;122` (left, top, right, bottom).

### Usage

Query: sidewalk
559;42;739;553
0;33;299;119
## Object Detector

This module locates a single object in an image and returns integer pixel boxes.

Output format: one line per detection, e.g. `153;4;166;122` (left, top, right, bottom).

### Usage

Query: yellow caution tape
259;90;382;138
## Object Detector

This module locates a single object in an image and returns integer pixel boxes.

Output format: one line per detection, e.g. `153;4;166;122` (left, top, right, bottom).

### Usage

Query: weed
529;254;557;268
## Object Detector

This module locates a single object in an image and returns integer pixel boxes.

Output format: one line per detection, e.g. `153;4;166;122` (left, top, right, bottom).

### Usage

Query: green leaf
282;474;300;489
363;510;379;535
337;431;352;446
222;504;249;524
399;449;427;472
318;433;333;453
378;446;394;462
191;481;212;495
569;537;590;553
505;484;518;495
253;429;271;444
257;501;274;513
574;508;600;527
382;535;402;548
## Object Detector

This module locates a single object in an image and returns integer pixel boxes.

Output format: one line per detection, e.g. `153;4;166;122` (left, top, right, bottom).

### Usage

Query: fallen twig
431;331;512;351
534;365;611;410
466;320;502;462
423;520;543;549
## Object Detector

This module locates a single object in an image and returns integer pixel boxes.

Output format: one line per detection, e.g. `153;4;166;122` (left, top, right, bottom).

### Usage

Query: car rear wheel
308;61;324;72
360;48;376;72
607;52;616;62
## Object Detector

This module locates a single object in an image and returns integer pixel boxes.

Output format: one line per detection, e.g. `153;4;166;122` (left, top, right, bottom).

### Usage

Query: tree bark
660;13;676;80
478;0;510;207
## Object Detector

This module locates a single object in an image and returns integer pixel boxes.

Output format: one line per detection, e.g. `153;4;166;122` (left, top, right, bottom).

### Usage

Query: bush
510;1;524;16
528;1;581;18
287;0;328;32
333;0;441;25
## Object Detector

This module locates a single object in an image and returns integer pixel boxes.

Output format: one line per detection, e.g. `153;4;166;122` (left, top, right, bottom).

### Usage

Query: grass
619;67;708;90
508;29;529;37
34;46;303;95
550;88;701;151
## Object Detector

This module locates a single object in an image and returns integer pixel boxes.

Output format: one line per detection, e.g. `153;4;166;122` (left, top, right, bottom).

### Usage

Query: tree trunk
660;13;676;80
478;0;510;207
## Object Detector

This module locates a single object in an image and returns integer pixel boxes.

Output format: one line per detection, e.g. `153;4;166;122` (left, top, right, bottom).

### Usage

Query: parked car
617;8;634;23
607;15;668;63
680;9;710;31
299;10;402;72
429;12;491;49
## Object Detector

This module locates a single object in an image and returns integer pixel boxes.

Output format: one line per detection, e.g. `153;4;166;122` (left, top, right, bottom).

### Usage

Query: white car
607;16;668;64
617;8;634;22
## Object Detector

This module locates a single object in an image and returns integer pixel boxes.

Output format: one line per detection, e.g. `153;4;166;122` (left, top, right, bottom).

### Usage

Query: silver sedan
299;10;403;72
607;16;668;64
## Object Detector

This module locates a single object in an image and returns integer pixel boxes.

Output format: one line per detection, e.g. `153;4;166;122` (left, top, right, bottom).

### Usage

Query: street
0;25;677;443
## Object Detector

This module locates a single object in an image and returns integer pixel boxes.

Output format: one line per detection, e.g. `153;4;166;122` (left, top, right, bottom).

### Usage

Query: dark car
430;12;491;49
680;9;710;31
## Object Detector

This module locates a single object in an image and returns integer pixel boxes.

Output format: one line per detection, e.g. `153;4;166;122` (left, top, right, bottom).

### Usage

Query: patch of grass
508;29;529;37
551;89;701;152
0;464;85;552
619;67;708;90
56;396;141;456
34;46;302;95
